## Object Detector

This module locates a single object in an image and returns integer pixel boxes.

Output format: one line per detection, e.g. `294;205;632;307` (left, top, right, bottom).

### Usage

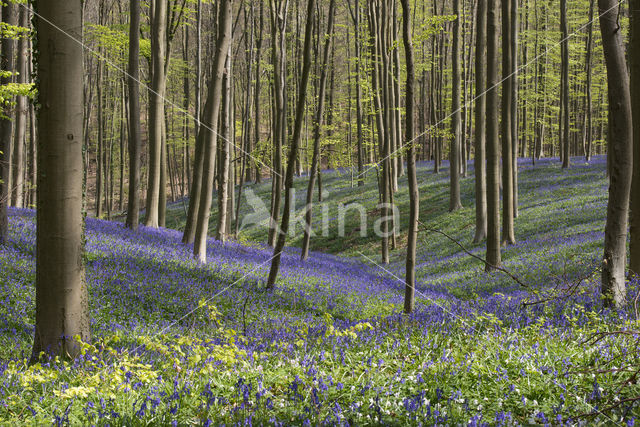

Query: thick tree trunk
266;0;315;289
31;0;90;361
473;0;488;243
449;0;463;212
301;0;336;261
400;0;418;314
599;0;633;308
630;0;640;276
501;0;515;245
486;0;502;269
126;0;142;230
193;0;233;263
145;0;168;228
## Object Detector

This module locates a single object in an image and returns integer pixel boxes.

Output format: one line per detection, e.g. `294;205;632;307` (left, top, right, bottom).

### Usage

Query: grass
0;155;639;425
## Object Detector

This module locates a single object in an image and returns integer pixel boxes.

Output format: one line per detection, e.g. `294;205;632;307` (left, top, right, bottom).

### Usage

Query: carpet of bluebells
1;156;639;425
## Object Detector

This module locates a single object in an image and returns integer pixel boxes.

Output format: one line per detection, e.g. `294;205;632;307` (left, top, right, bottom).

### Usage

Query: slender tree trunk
560;0;570;168
31;0;90;361
348;0;365;186
584;0;595;162
449;0;463;211
145;0;168;228
266;0;315;289
0;2;16;243
599;0;633;308
193;0;233;263
301;0;336;261
486;0;502;269
511;0;519;217
267;0;289;248
400;0;418;314
12;6;28;209
126;0;142;230
473;0;488;243
254;1;264;183
216;50;232;242
630;0;640;276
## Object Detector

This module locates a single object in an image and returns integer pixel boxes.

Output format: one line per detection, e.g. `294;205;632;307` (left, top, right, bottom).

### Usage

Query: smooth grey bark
368;1;390;264
301;0;336;261
267;0;289;248
0;2;16;244
12;6;28;209
560;0;570;168
193;0;233;263
216;50;232;242
486;0;502;270
583;0;595;162
31;0;90;361
449;0;463;212
145;0;167;228
511;0;519;217
400;0;418;314
630;0;640;276
266;0;315;290
126;0;142;231
599;0;633;308
347;0;365;186
473;0;488;243
501;0;515;245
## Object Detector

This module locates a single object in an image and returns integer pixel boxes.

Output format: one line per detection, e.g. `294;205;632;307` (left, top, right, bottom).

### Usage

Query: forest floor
1;155;639;425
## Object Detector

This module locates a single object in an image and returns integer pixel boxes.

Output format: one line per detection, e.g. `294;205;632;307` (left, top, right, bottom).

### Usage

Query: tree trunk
400;0;418;314
267;0;289;248
501;0;515;245
193;0;233;263
630;0;640;276
449;0;463;212
486;0;502;269
583;0;595;162
216;50;232;242
301;0;336;261
473;0;488;243
266;0;315;290
145;0;168;228
12;6;28;209
599;0;633;308
31;0;90;361
511;0;519;217
560;0;570;168
0;2;16;243
126;0;142;230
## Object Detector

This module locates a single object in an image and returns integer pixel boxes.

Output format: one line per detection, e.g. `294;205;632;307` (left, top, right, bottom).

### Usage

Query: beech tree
599;0;633;308
630;0;640;276
449;0;463;212
0;2;17;244
125;0;142;231
486;0;502;270
193;0;233;263
31;0;90;360
301;0;337;261
401;0;418;314
266;0;316;290
473;0;488;243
